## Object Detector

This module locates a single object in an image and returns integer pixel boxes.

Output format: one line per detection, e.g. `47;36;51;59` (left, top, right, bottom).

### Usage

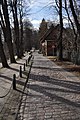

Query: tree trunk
19;2;24;57
0;31;9;68
58;0;63;60
12;0;21;58
69;0;80;64
0;10;7;42
69;0;80;35
20;17;24;57
1;0;16;63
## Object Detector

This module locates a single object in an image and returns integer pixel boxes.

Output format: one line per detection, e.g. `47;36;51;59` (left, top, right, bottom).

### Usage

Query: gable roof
40;24;60;43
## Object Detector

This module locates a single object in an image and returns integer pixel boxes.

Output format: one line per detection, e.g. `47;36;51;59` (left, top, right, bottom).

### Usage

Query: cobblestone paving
17;52;80;120
0;53;31;119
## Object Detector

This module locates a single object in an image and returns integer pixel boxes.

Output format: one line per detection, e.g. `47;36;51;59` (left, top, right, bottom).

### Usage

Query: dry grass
48;56;80;79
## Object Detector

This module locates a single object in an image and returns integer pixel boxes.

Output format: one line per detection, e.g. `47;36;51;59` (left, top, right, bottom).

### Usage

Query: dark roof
40;24;60;43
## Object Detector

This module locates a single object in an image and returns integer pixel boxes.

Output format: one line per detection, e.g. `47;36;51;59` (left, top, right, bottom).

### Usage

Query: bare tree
58;0;63;60
10;0;21;58
0;9;7;42
55;0;63;60
68;0;80;64
1;0;16;63
69;0;80;35
0;24;9;68
23;20;33;51
18;0;24;57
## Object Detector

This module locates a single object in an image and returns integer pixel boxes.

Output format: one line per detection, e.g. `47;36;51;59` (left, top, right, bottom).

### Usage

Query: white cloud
31;20;41;24
31;19;41;29
28;0;55;9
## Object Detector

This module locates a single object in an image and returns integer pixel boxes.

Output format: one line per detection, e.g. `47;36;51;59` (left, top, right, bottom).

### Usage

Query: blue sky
25;0;58;29
25;0;78;29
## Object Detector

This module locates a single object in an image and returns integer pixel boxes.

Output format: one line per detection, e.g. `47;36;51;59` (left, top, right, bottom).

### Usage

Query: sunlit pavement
17;51;80;120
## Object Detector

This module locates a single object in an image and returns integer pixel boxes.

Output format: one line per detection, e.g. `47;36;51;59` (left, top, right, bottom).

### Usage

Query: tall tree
1;0;16;63
0;9;7;42
39;18;47;38
59;0;63;60
18;0;24;57
69;0;80;35
23;20;33;51
33;30;39;50
39;18;48;51
55;0;63;60
64;0;78;52
11;0;21;58
0;25;9;68
69;0;80;64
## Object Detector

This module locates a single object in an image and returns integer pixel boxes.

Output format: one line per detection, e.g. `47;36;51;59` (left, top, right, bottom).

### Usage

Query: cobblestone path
17;52;80;120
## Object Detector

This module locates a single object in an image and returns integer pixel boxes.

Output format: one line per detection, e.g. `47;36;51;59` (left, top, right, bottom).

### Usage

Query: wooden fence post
20;66;22;77
13;74;16;90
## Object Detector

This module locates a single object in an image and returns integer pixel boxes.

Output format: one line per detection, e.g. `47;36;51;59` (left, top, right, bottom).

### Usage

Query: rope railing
0;54;34;118
0;55;34;98
0;82;13;98
15;55;34;120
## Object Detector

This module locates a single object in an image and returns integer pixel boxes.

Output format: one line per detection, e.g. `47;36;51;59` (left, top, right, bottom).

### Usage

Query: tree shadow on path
29;73;80;108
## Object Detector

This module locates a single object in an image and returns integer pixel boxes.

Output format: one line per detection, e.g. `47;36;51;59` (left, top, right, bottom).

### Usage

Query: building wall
42;40;56;56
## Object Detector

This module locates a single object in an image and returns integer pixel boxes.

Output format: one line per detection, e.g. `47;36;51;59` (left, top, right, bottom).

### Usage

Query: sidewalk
0;52;32;119
17;51;80;120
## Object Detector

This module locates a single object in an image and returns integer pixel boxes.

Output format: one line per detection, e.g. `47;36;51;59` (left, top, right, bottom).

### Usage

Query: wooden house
40;24;60;56
40;24;80;64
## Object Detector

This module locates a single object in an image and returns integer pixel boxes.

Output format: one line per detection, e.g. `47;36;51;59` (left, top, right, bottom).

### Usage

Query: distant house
39;23;80;64
40;24;60;56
